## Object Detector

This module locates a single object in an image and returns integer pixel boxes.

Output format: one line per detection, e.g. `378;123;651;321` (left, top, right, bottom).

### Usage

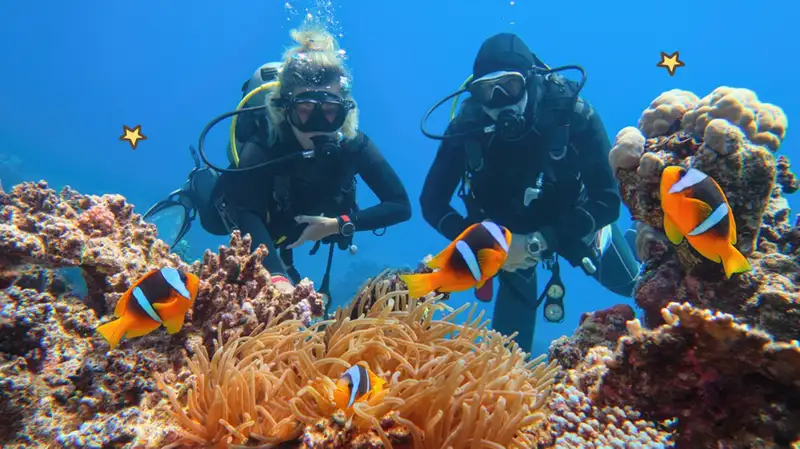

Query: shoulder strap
536;74;581;161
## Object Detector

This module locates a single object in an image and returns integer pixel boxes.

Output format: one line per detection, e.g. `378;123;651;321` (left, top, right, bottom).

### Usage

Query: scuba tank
226;62;283;165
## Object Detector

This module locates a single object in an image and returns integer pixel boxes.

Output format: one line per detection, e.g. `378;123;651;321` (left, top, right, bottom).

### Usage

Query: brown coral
157;284;560;449
548;304;635;370
533;347;675;448
0;181;325;447
608;87;799;339
595;302;800;448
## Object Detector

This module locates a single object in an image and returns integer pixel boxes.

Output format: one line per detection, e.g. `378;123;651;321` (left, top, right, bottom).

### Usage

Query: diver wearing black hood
419;33;640;354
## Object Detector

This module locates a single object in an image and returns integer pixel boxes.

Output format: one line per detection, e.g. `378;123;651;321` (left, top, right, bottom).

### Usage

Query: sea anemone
155;276;559;448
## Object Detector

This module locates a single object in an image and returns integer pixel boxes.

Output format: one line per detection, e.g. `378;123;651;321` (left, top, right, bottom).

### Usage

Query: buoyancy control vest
457;72;593;232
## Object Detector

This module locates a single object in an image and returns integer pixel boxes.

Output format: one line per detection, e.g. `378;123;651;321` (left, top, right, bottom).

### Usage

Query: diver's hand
286;215;340;249
502;232;547;272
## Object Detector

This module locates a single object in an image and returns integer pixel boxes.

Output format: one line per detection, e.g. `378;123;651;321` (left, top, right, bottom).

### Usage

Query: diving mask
275;91;354;133
468;70;526;108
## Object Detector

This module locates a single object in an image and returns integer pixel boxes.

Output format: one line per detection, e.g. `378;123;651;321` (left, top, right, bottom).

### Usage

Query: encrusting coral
595;302;800;448
532;347;676;448
547;304;635;370
607;86;799;341
156;272;561;449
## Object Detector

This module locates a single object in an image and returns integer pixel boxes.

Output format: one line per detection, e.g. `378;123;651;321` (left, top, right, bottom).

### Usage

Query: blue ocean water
0;0;796;358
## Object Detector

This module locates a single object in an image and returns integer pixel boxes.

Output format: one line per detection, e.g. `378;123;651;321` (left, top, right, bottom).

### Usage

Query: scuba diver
143;27;411;309
419;32;641;353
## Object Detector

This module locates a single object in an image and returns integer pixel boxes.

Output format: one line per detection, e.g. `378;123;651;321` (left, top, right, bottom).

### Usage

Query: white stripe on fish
456;240;482;282
669;168;706;194
689;202;729;236
481;221;509;253
133;287;163;323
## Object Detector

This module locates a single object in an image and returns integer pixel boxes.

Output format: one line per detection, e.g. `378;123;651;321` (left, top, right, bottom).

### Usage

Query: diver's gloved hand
502;232;547;272
285;215;340;249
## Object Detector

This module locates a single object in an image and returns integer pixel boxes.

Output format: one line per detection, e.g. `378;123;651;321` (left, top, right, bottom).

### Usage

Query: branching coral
595;302;800;448
157;280;560;449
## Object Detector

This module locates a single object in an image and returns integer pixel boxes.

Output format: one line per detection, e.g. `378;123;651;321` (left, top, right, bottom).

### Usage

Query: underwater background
2;0;797;359
1;2;800;448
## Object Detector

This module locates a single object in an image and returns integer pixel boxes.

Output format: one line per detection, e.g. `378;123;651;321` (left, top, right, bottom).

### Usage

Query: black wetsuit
213;121;411;281
420;78;621;353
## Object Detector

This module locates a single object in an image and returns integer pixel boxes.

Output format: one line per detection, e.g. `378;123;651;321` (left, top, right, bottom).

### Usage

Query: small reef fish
400;221;512;300
659;166;752;278
97;267;200;349
333;363;386;410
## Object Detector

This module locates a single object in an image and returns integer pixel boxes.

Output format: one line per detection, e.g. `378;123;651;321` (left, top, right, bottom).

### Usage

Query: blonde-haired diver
144;26;411;307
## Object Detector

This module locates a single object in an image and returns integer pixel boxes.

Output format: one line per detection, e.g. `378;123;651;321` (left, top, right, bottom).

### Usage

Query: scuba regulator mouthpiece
495;109;527;141
309;134;342;159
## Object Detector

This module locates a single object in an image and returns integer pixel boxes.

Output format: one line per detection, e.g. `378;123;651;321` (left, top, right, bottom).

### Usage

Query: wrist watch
337;215;355;237
526;232;546;258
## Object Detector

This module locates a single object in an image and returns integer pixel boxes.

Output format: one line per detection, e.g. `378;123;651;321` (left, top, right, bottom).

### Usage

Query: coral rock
596;302;800;448
608;126;646;173
638;89;699;138
0;181;326;448
612;87;798;340
681;86;788;151
548;304;635;370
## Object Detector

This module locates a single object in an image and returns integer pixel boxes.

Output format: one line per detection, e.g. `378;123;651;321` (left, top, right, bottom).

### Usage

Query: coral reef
533;347;676;448
607;87;799;340
156;275;560;449
0;181;324;447
548;304;635;370
595;302;800;448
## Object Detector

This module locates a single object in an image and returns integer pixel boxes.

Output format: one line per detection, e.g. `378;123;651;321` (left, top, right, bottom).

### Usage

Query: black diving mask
274;91;354;133
468;71;526;109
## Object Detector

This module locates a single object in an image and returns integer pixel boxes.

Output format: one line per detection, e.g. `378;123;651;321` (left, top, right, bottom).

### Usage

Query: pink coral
76;205;115;237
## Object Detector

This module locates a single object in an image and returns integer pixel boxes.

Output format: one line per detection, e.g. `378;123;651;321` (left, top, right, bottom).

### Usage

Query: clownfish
96;267;200;349
333;363;386;410
659;166;752;278
400;221;512;300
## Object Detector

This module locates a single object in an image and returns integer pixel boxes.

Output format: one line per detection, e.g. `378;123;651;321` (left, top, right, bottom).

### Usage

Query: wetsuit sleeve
540;98;621;250
215;140;288;276
419;125;475;241
350;136;412;231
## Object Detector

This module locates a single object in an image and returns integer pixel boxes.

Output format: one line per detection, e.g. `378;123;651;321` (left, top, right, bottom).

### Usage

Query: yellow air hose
228;80;280;167
449;75;473;121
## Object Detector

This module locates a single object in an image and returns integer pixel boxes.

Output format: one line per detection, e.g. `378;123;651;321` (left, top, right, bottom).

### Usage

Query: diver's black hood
473;33;536;79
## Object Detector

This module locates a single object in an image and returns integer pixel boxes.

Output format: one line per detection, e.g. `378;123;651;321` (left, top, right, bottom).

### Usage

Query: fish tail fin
96;317;129;350
721;244;752;279
399;272;442;299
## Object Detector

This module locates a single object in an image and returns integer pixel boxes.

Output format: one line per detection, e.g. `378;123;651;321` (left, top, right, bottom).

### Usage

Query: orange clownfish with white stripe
659;166;752;278
97;267;200;349
400;221;512;300
333;362;387;410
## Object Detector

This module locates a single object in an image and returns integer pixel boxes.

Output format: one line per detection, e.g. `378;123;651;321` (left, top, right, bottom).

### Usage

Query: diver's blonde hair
266;26;359;145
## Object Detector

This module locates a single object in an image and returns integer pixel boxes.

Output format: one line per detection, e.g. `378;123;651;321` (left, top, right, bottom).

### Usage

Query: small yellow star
657;51;685;76
120;124;147;150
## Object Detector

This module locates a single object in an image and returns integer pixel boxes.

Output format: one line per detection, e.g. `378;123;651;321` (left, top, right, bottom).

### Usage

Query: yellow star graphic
657;51;685;76
120;124;147;150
